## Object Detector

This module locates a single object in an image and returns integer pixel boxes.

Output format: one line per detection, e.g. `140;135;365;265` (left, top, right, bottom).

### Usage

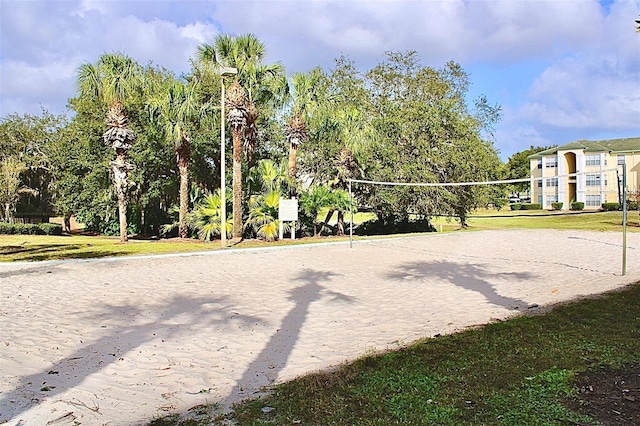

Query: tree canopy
2;40;507;238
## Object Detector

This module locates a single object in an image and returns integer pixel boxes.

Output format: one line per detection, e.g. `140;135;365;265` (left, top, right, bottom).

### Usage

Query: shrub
520;203;542;210
38;223;63;235
0;222;61;235
570;202;585;211
510;203;523;211
601;202;620;211
626;200;638;210
0;222;15;234
551;202;563;210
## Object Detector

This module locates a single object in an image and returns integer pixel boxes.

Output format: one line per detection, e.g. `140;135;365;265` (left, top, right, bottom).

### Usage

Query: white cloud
516;0;640;133
1;0;638;159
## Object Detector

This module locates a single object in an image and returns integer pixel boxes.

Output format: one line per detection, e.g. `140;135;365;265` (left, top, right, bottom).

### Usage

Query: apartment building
529;137;640;210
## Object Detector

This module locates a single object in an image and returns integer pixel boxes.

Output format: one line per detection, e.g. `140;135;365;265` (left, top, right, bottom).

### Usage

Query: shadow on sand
385;260;535;310
222;268;354;407
0;294;262;423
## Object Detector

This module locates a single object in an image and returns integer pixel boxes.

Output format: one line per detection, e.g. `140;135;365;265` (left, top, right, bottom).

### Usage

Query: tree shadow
0;294;262;423
223;268;354;407
385;260;535;310
0;244;132;262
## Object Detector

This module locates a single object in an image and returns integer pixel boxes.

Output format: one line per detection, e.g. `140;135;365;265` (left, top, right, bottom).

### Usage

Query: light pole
219;66;237;247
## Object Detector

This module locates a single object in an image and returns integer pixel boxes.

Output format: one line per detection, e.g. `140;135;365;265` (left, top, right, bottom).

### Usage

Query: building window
545;157;558;168
586;154;600;166
586;195;601;207
586;174;601;186
546;195;557;205
537;180;542;188
618;155;625;166
537;195;543;205
537;159;542;169
546;177;558;187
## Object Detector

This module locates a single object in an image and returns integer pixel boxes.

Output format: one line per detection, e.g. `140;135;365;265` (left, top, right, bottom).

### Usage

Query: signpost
279;197;298;240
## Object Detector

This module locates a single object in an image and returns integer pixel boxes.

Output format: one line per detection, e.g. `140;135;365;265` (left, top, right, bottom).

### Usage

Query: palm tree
198;33;287;239
77;53;142;242
148;78;212;238
225;80;248;238
299;184;333;236
285;68;326;178
246;159;288;241
190;189;232;241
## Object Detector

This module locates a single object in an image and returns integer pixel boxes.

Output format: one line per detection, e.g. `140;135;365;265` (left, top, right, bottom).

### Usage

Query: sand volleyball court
1;229;639;425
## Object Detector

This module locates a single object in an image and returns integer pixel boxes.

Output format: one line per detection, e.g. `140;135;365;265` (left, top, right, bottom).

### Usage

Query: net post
349;179;353;249
622;162;627;276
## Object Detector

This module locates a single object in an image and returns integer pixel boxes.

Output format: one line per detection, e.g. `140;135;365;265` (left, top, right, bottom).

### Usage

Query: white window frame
546;177;558;187
586;174;601;186
586;194;601;207
545;157;558;168
585;154;600;166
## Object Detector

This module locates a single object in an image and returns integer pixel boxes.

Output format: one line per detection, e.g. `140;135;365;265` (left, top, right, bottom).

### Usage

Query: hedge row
0;222;63;235
602;201;640;211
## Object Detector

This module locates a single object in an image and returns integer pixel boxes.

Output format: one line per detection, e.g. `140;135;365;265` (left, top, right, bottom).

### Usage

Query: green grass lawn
151;283;640;425
1;211;637;262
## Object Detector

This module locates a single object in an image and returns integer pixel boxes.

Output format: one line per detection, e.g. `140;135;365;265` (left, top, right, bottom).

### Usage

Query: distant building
528;137;640;210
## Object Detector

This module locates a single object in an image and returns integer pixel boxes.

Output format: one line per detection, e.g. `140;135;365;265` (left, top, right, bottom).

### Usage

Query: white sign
278;198;299;221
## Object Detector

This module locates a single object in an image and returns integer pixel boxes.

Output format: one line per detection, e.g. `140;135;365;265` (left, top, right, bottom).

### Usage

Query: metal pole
622;162;627;276
349;180;353;249
220;78;227;248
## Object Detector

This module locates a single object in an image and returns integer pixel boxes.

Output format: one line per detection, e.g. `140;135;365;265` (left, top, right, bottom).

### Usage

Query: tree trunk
232;128;243;239
117;196;128;242
4;203;13;224
288;144;297;177
178;154;189;239
337;210;345;236
320;209;334;235
111;152;133;243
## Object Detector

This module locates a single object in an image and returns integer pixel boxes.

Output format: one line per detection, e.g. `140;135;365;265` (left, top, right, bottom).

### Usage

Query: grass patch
175;282;639;425
1;211;636;262
465;210;640;232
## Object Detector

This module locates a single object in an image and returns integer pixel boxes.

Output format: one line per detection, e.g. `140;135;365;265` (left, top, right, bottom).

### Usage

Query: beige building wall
529;143;640;210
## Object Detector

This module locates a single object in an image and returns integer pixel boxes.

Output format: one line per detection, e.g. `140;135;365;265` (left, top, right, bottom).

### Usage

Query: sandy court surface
1;229;639;425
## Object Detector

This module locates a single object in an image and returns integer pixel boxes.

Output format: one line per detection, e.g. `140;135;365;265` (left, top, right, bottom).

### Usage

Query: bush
510;203;523;211
38;223;63;235
626;200;638;210
0;222;62;235
570;202;585;211
520;203;542;210
551;202;563;210
602;202;620;211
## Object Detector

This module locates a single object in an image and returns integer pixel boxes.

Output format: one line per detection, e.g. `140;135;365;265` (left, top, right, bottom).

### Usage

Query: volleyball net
346;165;633;275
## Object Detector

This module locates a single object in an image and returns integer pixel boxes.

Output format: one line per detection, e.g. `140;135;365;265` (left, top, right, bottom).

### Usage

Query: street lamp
219;66;237;247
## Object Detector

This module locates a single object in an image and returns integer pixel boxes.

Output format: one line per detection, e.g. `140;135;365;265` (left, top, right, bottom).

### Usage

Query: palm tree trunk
288;144;297;177
111;152;133;243
232;128;243;239
178;153;189;239
117;197;128;242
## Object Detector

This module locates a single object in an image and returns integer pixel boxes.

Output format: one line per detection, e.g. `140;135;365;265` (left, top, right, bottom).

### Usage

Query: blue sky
1;0;638;160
